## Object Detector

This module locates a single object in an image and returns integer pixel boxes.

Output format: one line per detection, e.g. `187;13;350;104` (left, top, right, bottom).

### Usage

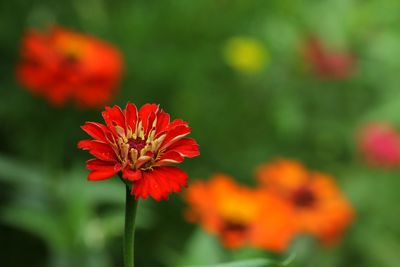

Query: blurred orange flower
16;26;123;108
357;122;400;168
257;159;309;192
185;174;296;252
302;37;355;80
257;159;354;245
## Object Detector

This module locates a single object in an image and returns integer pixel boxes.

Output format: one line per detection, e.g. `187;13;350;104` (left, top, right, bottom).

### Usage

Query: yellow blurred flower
223;36;268;74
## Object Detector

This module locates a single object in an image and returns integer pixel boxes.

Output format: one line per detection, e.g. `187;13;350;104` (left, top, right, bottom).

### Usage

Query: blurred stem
124;186;138;267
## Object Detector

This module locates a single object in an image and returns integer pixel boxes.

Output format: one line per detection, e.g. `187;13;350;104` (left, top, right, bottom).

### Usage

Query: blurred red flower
185;174;296;252
303;37;355;79
257;159;354;245
357;123;400;168
78;103;200;200
16;26;123;108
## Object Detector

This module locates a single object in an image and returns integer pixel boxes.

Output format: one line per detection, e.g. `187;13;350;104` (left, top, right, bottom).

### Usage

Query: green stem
124;186;138;267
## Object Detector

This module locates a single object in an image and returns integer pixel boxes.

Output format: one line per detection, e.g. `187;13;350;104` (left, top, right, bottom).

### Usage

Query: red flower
78;103;200;200
303;37;355;79
16;26;123;108
357;123;400;168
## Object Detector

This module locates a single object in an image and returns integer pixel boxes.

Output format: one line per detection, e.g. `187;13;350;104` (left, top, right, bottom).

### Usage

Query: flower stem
124;186;138;267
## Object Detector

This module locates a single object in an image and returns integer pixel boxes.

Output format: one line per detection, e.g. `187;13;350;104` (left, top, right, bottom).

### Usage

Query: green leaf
180;253;296;267
0;154;43;184
174;228;223;266
1;204;66;250
180;258;279;267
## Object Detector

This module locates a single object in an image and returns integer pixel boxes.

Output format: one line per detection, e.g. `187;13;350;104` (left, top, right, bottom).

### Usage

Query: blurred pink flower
358;123;400;168
303;37;355;80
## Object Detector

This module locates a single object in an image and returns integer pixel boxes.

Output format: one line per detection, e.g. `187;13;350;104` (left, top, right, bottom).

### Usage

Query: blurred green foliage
1;0;400;267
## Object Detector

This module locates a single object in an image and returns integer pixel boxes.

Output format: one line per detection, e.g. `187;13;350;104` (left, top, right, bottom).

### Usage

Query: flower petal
138;103;158;135
167;119;188;130
86;159;122;172
154;151;184;166
122;167;143;181
81;140;118;161
159;166;189;192
131;166;188;201
78;140;93;150
146;112;157;136
81;122;108;142
88;169;118;181
125;102;138;132
155;111;170;136
166;138;200;158
86;160;121;180
102;105;126;134
160;125;191;150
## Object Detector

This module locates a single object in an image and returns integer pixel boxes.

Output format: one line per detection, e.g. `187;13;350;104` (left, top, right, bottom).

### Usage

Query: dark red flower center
220;221;249;248
292;186;316;208
222;221;248;234
60;53;81;69
128;138;147;152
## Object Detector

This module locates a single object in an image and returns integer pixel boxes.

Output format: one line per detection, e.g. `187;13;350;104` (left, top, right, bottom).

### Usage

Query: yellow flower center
218;192;259;225
113;119;166;170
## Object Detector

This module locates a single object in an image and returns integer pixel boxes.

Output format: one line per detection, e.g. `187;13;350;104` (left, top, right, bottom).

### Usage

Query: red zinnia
17;26;123;108
303;37;355;80
78;103;200;200
357;122;400;168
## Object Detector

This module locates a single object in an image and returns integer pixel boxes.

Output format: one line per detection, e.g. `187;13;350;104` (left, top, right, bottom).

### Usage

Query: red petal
160;166;188;191
84;140;118;161
131;166;188;201
160;125;191;150
166;138;200;158
155;111;170;136
102;105;126;134
81;122;108;142
46;84;70;107
122;167;143;181
167;119;188;130
78;140;92;150
154;151;184;166
86;159;122;172
138;104;158;134
132;170;166;200
145;112;157;136
125;102;138;132
88;169;117;181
